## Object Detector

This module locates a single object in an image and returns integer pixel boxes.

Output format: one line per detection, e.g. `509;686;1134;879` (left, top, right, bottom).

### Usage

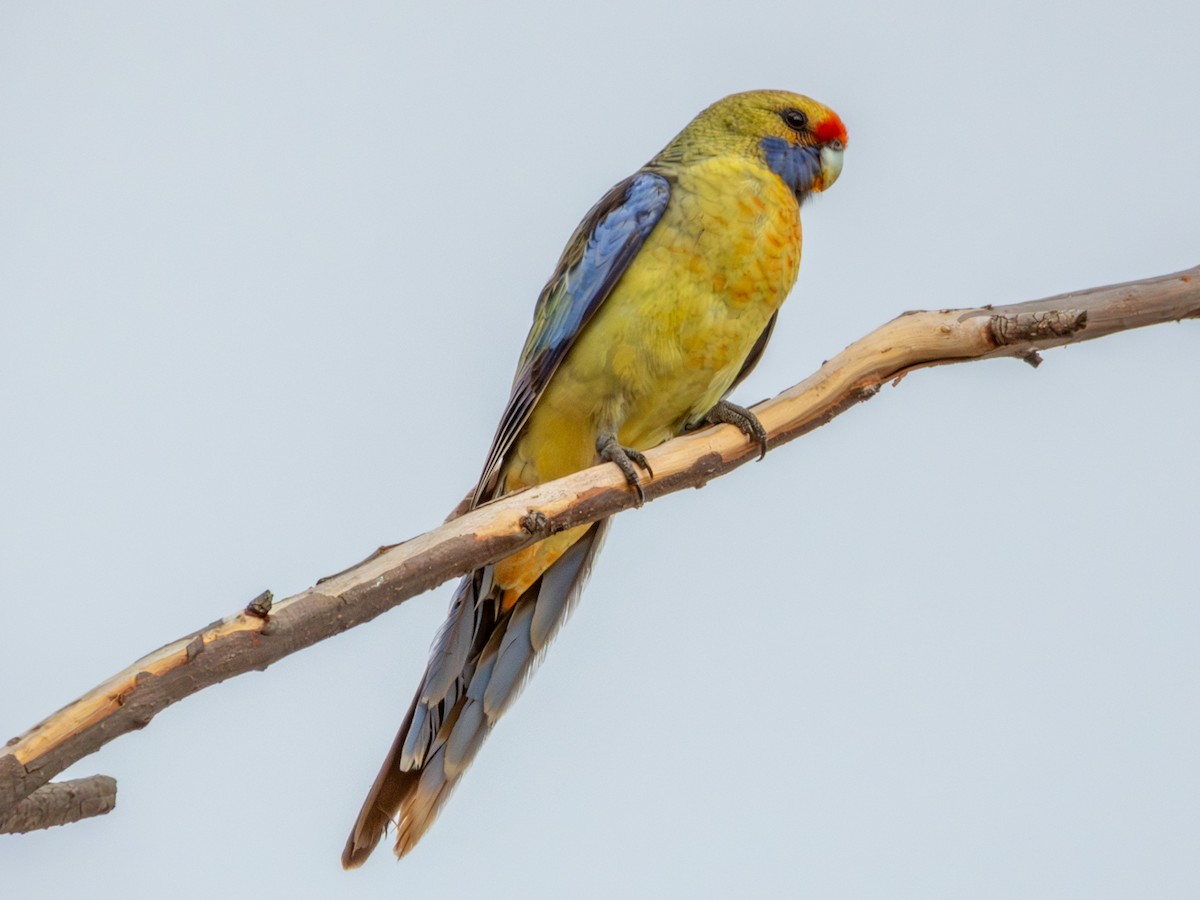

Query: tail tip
341;829;381;870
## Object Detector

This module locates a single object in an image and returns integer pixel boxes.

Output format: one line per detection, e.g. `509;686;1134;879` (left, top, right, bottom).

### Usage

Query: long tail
341;519;610;868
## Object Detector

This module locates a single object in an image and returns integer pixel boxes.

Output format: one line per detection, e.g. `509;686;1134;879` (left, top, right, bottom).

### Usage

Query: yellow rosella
342;90;847;867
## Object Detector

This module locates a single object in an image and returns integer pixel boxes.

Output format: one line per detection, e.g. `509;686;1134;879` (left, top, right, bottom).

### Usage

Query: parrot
342;89;847;868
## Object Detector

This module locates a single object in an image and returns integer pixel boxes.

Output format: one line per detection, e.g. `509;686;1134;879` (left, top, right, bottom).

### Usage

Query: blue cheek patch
759;137;822;199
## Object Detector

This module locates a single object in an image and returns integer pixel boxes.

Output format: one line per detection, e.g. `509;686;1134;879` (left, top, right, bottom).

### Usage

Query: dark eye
780;108;808;132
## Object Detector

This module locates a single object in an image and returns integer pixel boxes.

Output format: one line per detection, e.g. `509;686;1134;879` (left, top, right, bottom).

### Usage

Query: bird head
654;90;847;201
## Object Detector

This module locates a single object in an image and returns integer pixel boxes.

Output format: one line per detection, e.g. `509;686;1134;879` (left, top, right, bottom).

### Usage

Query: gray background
3;2;1198;897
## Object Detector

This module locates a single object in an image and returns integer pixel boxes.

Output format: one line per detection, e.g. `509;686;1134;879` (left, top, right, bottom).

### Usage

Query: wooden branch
2;265;1197;828
0;776;117;834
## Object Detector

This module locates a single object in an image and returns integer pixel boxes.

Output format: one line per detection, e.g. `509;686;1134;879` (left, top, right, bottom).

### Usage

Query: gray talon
597;434;653;504
704;400;769;460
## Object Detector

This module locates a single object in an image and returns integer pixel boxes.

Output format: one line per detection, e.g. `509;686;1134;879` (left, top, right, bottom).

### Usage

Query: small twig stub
519;510;552;536
244;590;274;619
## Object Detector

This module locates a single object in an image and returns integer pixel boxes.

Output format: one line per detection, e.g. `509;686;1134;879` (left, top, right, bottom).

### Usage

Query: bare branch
2;265;1197;824
0;776;117;834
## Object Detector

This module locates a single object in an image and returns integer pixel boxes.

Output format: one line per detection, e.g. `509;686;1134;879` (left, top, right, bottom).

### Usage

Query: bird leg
700;400;769;460
596;433;653;505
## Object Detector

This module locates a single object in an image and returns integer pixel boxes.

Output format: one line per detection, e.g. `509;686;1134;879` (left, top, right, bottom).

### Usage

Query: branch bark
0;776;117;834
3;265;1197;831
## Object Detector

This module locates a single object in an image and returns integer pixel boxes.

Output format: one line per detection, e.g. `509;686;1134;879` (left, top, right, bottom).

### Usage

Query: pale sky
3;2;1198;897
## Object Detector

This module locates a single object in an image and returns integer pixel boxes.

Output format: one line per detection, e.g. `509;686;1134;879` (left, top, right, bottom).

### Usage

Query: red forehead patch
814;112;847;145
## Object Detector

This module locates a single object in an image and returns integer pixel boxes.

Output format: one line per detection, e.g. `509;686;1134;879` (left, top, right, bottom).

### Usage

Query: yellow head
653;90;847;197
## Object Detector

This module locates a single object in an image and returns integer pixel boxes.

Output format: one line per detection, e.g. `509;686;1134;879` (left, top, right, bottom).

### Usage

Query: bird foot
702;400;768;460
597;433;653;505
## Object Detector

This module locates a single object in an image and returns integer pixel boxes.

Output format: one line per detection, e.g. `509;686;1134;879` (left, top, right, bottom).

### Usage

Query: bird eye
780;108;808;132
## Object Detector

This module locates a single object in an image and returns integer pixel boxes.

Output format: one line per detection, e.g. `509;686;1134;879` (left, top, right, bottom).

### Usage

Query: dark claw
703;400;769;460
597;433;653;505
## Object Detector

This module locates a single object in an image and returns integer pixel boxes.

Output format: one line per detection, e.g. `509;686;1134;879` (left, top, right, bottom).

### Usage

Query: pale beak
819;140;845;190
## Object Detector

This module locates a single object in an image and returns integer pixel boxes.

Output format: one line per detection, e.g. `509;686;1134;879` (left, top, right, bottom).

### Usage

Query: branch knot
990;308;1088;345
